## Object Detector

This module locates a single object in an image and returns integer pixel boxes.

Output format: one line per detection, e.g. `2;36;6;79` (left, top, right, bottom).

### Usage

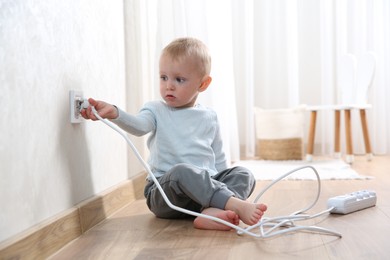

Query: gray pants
144;163;256;219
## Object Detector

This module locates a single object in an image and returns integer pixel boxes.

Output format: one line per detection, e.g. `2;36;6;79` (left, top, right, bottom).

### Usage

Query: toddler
82;37;267;230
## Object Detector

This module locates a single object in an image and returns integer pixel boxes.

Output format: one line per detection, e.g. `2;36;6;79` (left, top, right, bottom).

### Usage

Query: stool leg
306;111;317;161
344;109;354;163
334;110;341;158
359;109;373;161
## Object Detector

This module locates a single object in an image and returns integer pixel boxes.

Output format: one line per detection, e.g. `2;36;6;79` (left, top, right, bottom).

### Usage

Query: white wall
0;0;131;243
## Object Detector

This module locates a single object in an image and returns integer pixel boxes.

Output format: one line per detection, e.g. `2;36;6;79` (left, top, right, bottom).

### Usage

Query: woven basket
257;138;303;160
254;106;305;161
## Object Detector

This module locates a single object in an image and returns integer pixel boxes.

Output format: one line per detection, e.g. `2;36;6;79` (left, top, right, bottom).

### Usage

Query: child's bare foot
193;207;240;231
225;197;267;226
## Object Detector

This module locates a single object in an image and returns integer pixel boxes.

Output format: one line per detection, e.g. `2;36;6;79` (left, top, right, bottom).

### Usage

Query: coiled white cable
90;106;341;238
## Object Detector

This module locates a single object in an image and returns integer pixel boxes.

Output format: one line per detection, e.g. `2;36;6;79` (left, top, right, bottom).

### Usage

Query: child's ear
199;76;212;92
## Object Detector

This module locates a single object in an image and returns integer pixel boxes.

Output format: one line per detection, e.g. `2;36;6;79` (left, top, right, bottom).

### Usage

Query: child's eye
176;77;186;83
160;75;168;81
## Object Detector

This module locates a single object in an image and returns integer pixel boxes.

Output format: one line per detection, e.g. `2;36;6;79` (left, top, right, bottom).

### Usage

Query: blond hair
161;37;211;76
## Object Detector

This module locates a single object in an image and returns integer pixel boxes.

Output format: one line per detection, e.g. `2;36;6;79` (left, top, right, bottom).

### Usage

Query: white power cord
89;105;341;238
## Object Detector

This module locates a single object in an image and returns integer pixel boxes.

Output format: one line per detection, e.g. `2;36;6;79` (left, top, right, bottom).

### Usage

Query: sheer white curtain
250;0;390;156
124;0;390;162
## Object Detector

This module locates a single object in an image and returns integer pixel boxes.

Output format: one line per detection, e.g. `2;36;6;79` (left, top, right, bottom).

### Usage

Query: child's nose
166;81;175;90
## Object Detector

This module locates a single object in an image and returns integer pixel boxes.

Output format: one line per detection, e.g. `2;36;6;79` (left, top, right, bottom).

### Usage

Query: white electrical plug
79;99;90;110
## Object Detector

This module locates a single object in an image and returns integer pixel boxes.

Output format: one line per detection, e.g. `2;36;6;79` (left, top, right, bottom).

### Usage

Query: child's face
159;54;210;108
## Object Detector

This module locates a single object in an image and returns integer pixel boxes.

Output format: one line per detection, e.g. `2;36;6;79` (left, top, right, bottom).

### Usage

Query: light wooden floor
50;155;390;260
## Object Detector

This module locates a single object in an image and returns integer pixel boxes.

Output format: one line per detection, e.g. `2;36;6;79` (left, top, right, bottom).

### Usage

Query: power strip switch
327;190;377;214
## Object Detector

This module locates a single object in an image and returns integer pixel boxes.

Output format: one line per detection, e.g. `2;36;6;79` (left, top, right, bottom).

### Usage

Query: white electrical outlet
69;90;84;123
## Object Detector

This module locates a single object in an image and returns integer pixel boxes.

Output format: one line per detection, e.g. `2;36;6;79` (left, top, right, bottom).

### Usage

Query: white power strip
327;190;377;214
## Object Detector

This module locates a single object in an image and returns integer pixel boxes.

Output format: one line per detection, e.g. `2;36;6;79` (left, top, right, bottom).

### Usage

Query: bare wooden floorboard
50;155;390;260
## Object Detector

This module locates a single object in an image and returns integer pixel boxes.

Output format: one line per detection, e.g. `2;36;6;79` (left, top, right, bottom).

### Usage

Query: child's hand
80;98;119;121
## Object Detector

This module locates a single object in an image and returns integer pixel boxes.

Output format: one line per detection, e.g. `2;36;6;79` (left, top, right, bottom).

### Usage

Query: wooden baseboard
78;172;146;232
0;172;147;260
